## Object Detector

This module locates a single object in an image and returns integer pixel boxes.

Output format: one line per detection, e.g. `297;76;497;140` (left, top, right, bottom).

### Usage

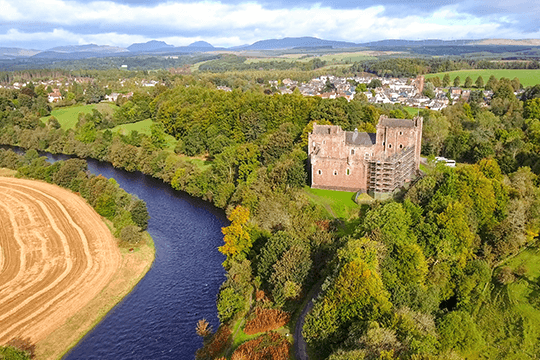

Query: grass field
244;51;374;65
403;106;422;117
303;186;359;219
41;103;118;130
425;69;540;87
111;119;178;151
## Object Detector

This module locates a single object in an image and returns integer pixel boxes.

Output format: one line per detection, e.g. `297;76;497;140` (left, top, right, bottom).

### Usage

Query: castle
308;115;423;197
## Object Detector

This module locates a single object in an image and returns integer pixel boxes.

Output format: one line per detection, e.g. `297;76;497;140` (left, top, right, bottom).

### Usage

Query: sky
1;0;539;50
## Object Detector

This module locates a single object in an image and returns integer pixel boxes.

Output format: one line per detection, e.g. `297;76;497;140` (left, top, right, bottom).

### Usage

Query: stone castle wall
308;115;422;194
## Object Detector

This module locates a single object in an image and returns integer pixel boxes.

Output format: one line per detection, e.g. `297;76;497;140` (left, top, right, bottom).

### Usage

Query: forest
0;62;539;359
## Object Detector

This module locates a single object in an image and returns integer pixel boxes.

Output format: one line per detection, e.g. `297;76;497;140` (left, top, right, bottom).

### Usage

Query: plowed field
0;176;122;349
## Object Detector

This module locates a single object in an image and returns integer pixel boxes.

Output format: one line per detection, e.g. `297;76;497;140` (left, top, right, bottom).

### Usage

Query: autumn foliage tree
219;205;251;259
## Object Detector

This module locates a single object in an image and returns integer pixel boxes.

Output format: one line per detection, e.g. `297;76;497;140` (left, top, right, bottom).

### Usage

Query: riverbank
37;234;155;360
0;169;155;360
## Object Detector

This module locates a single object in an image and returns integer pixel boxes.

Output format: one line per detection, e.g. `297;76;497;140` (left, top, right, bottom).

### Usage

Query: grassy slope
111;119;178;152
425;69;540;87
41;103;118;130
303;186;359;219
475;246;540;358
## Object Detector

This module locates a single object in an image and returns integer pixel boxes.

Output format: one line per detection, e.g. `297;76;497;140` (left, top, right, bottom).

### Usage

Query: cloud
0;0;538;49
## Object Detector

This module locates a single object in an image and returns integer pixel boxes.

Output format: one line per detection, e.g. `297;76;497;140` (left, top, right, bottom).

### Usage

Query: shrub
231;332;290;360
195;325;232;360
120;225;143;244
196;319;213;338
244;307;290;335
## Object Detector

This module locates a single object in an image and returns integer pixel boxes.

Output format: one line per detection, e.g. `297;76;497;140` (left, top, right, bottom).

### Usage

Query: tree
196;319;213;338
524;98;540;119
485;75;498;91
85;82;105;103
150;122;167;150
130;198;150;230
120;225;143;244
430;76;441;88
442;74;451;87
453;76;461;87
422;82;436;99
475;76;484;88
464;76;473;88
367;79;382;89
511;77;521;91
217;287;245;323
219;206;252;259
438;311;482;352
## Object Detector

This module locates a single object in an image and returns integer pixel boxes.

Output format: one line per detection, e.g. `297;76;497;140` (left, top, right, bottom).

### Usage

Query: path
294;281;323;360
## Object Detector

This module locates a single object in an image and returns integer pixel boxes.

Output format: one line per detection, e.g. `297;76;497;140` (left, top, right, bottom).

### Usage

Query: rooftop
378;117;415;128
345;131;376;146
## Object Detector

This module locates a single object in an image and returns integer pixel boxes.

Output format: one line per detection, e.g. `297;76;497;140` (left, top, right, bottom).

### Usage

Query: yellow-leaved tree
219;205;251;259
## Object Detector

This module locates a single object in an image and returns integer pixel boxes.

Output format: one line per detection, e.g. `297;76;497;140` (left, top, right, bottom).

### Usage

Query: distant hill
128;40;174;52
0;47;40;58
243;37;361;50
470;39;540;46
188;41;214;49
361;39;474;47
48;44;128;53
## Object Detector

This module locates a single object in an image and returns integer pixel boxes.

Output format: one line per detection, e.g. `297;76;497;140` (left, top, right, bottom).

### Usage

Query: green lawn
111;119;178;151
41;103;118;130
403;106;421;117
425;69;540;87
303;186;359;219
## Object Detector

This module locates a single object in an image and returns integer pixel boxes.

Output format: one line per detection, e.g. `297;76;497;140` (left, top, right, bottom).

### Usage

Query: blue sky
1;0;539;49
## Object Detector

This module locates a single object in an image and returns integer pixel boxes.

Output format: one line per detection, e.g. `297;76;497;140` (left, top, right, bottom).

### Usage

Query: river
13;151;228;359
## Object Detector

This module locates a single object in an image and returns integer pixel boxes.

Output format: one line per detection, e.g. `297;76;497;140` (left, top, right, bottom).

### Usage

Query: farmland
245;51;375;65
425;69;540;87
0;177;153;359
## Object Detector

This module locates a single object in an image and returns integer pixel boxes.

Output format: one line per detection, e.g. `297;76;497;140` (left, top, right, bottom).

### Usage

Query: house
308;115;423;198
48;89;62;103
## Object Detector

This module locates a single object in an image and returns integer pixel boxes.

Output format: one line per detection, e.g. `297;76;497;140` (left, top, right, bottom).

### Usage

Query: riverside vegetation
0;61;540;359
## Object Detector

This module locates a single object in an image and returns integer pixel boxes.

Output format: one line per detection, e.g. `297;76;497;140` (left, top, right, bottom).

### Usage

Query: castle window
318;169;322;175
399;144;403;149
399;131;403;135
346;169;350;175
382;141;385;146
388;144;392;148
333;170;338;176
351;149;355;155
328;128;331;134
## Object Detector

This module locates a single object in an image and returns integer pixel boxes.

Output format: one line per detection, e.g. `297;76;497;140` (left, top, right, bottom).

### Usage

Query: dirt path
0;177;122;347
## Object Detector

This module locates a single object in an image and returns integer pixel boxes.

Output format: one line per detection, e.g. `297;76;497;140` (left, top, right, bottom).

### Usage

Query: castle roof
378;118;415;128
345;131;376;146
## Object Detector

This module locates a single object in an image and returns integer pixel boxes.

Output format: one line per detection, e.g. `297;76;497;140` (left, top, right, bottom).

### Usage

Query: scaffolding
368;147;416;194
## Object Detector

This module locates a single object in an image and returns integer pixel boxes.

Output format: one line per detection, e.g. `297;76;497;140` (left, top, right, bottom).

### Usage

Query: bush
195;325;232;360
217;287;245;323
231;332;290;360
244;307;290;335
120;225;143;244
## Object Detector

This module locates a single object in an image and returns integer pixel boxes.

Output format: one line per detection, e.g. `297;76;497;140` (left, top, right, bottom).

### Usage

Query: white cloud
0;0;538;49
